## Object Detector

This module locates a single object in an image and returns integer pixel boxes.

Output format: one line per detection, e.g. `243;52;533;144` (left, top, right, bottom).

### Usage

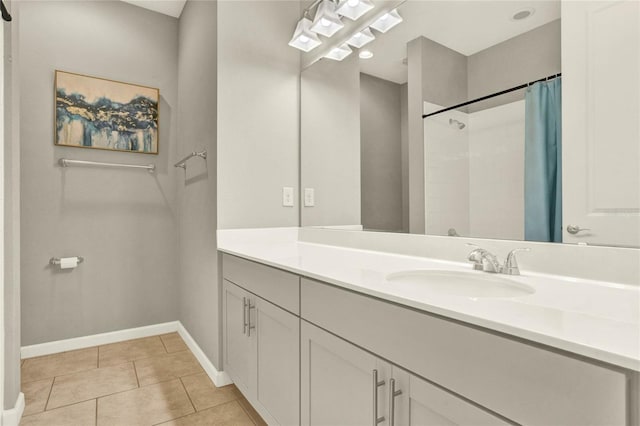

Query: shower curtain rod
422;73;561;119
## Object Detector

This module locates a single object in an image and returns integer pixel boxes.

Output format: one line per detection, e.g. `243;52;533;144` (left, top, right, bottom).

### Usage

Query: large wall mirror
300;0;640;248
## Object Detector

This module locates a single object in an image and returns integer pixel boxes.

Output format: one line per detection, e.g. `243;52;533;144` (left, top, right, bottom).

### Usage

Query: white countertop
218;229;640;371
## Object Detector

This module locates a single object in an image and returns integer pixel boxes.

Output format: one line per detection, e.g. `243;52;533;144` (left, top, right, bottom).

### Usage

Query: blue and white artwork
55;71;159;154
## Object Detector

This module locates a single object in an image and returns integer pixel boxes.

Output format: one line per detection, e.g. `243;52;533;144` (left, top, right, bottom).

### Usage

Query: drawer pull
242;297;248;335
247;300;256;337
388;378;402;426
372;369;385;425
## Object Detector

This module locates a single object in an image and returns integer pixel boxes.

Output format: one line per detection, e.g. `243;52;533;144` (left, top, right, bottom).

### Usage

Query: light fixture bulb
346;27;375;48
288;17;322;52
311;0;344;37
325;43;352;61
370;9;402;33
336;0;374;21
359;49;373;59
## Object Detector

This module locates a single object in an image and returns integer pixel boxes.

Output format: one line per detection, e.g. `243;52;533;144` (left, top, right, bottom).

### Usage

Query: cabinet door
391;368;508;426
562;0;640;247
222;280;252;396
253;298;300;426
301;321;391;426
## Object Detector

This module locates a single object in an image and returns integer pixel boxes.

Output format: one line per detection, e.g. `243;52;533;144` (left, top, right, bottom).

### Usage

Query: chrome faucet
466;244;530;275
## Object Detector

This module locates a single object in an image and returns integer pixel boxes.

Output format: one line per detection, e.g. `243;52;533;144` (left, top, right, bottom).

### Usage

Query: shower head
449;118;466;130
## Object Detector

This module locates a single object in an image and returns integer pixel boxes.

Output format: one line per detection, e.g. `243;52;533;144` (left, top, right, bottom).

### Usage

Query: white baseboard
177;323;232;387
20;321;233;389
21;322;180;359
2;392;24;426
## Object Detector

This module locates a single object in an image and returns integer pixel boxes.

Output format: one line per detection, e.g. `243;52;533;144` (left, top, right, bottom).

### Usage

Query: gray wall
467;20;561;111
400;84;409;233
360;73;403;232
176;0;220;368
19;1;180;346
4;0;20;408
217;0;300;229
301;55;361;227
407;36;467;234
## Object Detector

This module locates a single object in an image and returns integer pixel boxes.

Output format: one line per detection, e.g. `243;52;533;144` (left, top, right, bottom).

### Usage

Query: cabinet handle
242;297;248;335
247;300;256;337
388;378;402;426
372;369;385;425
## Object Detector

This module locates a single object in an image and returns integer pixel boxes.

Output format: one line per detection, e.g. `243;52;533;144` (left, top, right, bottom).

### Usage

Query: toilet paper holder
49;256;85;266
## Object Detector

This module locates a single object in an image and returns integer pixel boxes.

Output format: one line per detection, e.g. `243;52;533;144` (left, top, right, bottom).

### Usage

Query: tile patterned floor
20;333;267;426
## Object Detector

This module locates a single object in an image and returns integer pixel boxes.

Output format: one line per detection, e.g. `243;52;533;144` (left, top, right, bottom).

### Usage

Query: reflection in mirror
423;75;562;243
300;0;640;248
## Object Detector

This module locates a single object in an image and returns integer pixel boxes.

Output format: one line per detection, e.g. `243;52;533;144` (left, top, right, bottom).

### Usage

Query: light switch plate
304;188;315;207
282;187;294;207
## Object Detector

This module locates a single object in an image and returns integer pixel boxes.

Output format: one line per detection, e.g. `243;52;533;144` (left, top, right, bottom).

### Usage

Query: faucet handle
503;248;530;275
466;244;485;270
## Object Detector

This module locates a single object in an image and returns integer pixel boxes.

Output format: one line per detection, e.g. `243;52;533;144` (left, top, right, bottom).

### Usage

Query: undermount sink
385;270;535;298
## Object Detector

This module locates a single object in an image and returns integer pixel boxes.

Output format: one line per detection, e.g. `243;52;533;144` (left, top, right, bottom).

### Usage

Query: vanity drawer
300;278;628;426
222;254;300;314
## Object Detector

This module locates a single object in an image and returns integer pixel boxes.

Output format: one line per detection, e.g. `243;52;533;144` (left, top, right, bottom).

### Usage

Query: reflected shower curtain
524;78;562;242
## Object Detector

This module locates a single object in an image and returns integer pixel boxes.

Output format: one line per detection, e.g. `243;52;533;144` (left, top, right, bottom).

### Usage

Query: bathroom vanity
219;229;640;426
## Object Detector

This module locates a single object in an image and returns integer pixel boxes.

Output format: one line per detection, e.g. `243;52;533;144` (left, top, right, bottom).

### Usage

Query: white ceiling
121;0;187;18
359;0;561;84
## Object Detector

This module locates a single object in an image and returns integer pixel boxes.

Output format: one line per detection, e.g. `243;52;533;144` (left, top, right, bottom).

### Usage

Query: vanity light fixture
325;43;352;61
311;0;344;37
347;27;375;48
335;0;374;21
288;17;322;52
369;9;402;33
359;49;373;59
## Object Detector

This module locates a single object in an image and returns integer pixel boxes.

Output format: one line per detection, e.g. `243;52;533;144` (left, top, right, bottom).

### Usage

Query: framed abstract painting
55;70;160;154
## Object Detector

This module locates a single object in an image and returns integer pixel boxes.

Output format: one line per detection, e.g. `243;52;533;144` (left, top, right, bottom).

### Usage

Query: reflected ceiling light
311;0;344;37
511;8;535;20
359;49;373;59
288;17;322;52
370;9;402;33
347;27;375;48
335;0;374;21
325;43;352;61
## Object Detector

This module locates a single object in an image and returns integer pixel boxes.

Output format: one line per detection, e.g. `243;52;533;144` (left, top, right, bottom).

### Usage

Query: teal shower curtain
524;78;562;242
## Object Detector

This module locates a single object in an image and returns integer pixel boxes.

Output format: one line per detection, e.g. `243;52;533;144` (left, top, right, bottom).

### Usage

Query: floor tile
48;362;138;410
237;395;268;426
160;333;188;353
22;348;98;383
99;336;166;367
22;378;53;416
158;400;254;426
180;373;238;411
135;350;203;387
97;379;194;426
21;399;96;426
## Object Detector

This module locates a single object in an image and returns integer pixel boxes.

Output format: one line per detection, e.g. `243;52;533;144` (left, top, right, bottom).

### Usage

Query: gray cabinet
301;321;391;426
254;297;300;426
222;279;252;396
223;279;300;425
301;277;628;426
391;368;508;426
301;321;506;426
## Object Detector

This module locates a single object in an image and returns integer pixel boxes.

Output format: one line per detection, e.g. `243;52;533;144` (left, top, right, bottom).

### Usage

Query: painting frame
54;70;160;155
